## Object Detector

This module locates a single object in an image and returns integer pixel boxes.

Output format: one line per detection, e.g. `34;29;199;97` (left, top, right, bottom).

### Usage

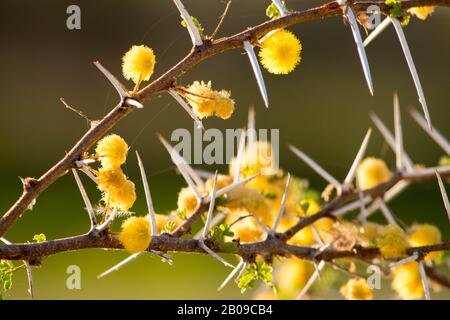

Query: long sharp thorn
72;169;97;228
288;144;341;190
364;17;392;47
94;61;128;99
218;259;244;291
247;106;256;150
390;17;431;129
418;260;431;300
272;173;291;231
334;194;371;217
370;112;414;170
158;134;202;200
393;93;404;171
358;189;367;225
377;198;398;225
435;170;450;223
347;8;374;96
173;0;203;46
311;225;325;247
24;261;33;299
343;128;372;187
96;209;118;232
136;151;158;236
389;252;419;269
244;41;269;108
206;174;260;202
271;0;288;16
98;252;144;279
410;109;450;155
168;89;204;130
233;129;247;183
199;240;234;268
202;171;218;239
297;260;325;300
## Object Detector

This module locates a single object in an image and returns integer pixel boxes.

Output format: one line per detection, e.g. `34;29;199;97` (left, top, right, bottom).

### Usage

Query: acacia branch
2;0;449;237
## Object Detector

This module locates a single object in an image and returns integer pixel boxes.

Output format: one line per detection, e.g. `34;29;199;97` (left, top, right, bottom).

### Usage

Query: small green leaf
439;155;450;166
265;1;289;20
33;233;46;243
237;261;274;293
181;15;204;37
176;208;187;220
163;220;177;233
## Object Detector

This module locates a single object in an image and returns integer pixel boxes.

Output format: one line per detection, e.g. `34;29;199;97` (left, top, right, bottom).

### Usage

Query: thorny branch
1;0;450;296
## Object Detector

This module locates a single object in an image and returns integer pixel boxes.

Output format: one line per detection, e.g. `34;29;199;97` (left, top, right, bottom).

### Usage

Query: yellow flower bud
377;224;409;259
408;224;442;262
391;261;424;300
408;6;435;20
340;278;373;300
122;45;156;84
356;157;391;190
96;134;128;169
119;216;151;253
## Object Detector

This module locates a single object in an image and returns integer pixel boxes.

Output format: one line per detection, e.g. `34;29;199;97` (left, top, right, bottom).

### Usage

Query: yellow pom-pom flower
276;257;314;296
186;81;235;119
408;6;435;20
96;134;129;169
391;261;424;300
259;29;302;75
226;209;265;243
340;278;373;300
377;224;408;258
122;45;156;85
97;167;136;212
119;216;151;253
407;224;442;262
177;187;199;215
109;179;137;212
356;157;391;190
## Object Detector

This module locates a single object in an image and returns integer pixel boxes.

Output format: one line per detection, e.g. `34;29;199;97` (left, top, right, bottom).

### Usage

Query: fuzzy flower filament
119;216;151;253
122;45;156;90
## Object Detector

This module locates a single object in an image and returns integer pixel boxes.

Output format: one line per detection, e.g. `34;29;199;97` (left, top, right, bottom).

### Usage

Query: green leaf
265;1;289;20
385;0;405;17
181;15;204;37
3;274;12;291
237;261;274;293
163;220;177;233
33;233;46;243
176;208;187;220
439;155;450;166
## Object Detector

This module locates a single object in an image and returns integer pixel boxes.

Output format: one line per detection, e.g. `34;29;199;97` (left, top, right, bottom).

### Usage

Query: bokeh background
0;0;449;299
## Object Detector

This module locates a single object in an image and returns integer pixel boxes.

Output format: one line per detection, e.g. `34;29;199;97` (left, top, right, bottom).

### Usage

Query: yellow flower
361;222;383;246
391;261;424;300
356;157;391;190
109;179;136;212
276;258;314;296
119;216;151;253
407;224;442;262
226;209;265;243
177;187;199;215
122;45;156;84
408;6;435;20
186;81;235;119
97;167;127;193
340;278;373;300
259;29;302;75
96;134;128;169
377;224;409;259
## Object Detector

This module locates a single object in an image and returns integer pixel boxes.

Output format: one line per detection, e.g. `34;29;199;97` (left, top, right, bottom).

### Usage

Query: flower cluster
122;45;156;90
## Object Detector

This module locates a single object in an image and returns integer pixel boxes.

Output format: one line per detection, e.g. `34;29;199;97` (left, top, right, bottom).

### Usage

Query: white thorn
244;41;269;108
125;98;143;109
237;261;249;281
404;166;450;179
389;252;419;269
390;17;431;130
98;252;144;279
218;259;245;291
347;8;374;96
377;198;397;225
0;237;12;245
233;129;247;183
158;134;203;200
75;159;96;167
271;0;288;16
410;109;450;155
343;128;372;187
194;169;215;179
72;169;97;228
205;174;260;203
272;173;291;231
418;260;431;300
288;144;342;190
96;209;118;232
358;189;367;225
199;239;234;268
296;260;325;300
363;17;392;47
435;170;450;223
94;61;128;99
370;112;414;171
311;225;325;247
334;194;371;217
168;89;204;130
24;261;34;299
202;172;218;239
393;93;404;171
136;151;158;236
247;106;256;150
149;249;174;265
173;0;203;46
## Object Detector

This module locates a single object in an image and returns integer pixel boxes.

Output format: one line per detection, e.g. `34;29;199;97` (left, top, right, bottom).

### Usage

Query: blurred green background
0;0;449;299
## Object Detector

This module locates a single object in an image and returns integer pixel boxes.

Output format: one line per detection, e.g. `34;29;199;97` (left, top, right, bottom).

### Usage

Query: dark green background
0;1;449;299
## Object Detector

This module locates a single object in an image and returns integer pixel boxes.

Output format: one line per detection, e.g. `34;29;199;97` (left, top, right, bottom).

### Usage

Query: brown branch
1;0;449;237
